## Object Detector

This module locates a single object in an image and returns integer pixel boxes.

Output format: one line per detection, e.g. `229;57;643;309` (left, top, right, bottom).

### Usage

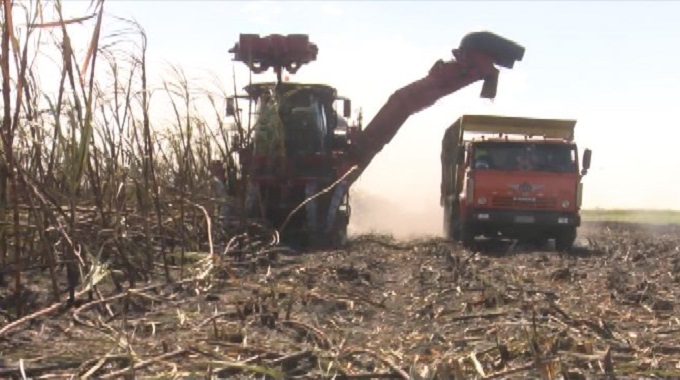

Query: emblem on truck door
508;182;544;193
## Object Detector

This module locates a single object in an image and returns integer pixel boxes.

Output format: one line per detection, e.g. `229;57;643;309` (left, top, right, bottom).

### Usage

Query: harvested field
1;220;679;379
0;2;678;379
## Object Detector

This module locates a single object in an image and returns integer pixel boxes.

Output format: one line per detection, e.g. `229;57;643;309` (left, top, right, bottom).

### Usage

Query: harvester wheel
445;213;461;241
444;201;462;241
555;227;577;253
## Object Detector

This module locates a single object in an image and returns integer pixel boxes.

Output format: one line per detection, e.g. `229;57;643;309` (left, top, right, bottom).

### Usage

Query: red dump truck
440;114;592;252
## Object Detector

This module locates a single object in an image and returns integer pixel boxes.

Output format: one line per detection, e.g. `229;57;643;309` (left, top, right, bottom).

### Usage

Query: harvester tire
555;227;577;253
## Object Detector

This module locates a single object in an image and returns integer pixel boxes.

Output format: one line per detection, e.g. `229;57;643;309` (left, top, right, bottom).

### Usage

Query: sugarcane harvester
225;32;525;248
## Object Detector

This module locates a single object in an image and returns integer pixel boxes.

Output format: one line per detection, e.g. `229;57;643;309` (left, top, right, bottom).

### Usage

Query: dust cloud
347;189;443;240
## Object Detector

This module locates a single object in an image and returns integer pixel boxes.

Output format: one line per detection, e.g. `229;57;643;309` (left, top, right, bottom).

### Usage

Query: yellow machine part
456;114;577;141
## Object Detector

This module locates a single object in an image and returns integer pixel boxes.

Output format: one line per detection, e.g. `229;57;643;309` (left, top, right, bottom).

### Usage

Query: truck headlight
561;200;570;208
478;196;487;205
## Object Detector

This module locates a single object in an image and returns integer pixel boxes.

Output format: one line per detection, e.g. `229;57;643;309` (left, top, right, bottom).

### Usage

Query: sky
33;1;680;223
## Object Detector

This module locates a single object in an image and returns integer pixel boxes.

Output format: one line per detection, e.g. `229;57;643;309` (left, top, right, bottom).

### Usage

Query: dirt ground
1;221;679;379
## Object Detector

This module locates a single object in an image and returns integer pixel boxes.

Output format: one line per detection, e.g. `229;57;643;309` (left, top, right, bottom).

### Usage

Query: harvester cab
441;115;593;252
225;34;355;160
225;32;526;248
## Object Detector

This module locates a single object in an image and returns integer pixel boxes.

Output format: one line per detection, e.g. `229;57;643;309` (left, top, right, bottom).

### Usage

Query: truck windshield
472;142;577;173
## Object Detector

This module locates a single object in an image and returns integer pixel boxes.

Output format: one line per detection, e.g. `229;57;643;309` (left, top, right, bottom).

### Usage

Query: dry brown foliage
0;2;679;379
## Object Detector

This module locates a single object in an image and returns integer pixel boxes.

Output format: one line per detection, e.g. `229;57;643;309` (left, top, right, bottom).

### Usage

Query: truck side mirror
581;148;592;175
343;99;351;118
226;97;236;117
456;150;465;164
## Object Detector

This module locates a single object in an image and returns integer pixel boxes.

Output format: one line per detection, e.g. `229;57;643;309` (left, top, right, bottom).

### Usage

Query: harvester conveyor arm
345;31;525;185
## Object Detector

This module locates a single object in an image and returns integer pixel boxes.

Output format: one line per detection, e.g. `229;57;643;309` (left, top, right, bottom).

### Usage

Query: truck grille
492;196;556;209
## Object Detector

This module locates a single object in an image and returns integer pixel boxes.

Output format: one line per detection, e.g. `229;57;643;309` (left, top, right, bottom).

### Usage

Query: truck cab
441;114;592;252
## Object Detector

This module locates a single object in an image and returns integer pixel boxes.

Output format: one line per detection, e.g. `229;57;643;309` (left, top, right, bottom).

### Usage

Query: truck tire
451;221;462;242
443;206;452;239
555;227;577;253
444;200;462;241
460;221;475;249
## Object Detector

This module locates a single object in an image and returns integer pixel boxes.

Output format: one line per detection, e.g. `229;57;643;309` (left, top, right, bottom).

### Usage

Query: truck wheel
555;227;576;253
446;216;461;241
443;207;452;239
451;221;462;242
445;201;462;241
460;221;475;248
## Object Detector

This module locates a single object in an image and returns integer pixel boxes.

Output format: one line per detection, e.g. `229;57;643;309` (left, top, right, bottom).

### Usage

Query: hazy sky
53;1;680;212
